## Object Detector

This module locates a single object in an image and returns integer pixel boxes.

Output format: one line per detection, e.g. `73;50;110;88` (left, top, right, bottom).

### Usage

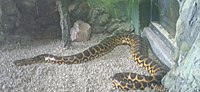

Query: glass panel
151;0;179;37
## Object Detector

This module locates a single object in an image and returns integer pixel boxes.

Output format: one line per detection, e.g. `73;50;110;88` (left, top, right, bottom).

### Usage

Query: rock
14;0;37;15
96;13;110;26
70;20;91;42
106;22;120;33
106;20;134;34
88;7;109;33
69;1;90;23
162;0;200;92
70;21;79;41
88;8;106;24
0;0;21;32
14;0;60;39
91;24;106;34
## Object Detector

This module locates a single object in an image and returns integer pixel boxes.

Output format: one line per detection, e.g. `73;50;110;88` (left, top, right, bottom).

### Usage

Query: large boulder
162;0;200;92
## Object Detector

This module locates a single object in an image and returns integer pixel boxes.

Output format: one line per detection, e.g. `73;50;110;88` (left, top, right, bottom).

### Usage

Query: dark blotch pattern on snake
14;34;168;91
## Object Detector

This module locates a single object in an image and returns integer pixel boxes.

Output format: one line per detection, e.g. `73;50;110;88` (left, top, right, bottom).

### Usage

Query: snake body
14;34;167;91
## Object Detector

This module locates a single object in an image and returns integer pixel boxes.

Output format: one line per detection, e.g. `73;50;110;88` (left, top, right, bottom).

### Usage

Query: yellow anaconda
14;34;168;91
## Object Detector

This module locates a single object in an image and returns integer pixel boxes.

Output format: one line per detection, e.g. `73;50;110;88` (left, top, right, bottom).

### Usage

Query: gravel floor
0;34;158;92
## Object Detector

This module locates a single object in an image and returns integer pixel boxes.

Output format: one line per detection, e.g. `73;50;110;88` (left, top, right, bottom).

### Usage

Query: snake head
13;54;47;66
14;58;35;66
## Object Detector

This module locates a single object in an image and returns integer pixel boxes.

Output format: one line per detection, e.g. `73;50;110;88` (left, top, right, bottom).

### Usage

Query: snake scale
14;34;168;91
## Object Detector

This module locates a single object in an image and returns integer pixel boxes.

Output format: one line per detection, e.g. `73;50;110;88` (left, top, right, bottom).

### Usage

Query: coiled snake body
14;34;168;91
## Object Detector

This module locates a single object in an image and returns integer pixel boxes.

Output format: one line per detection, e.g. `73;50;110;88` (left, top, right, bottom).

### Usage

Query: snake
14;34;168;91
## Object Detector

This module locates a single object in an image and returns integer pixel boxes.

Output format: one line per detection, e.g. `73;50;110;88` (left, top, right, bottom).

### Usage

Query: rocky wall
162;0;200;91
0;0;61;47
